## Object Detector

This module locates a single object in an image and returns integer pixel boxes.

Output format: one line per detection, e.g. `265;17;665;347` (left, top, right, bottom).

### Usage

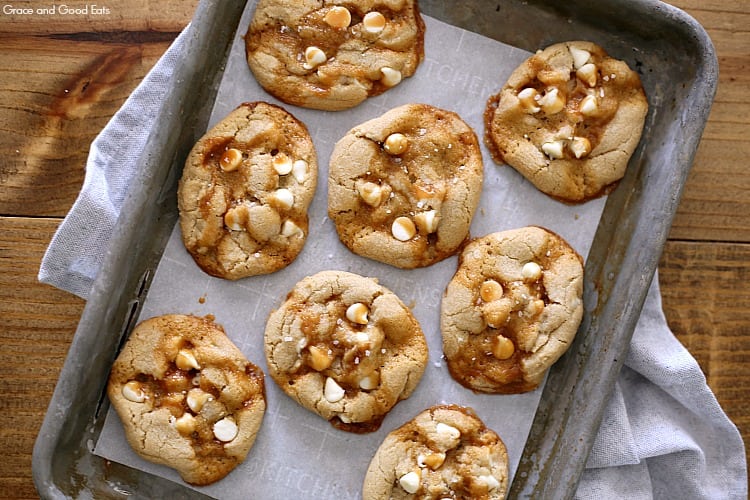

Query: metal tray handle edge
509;2;719;497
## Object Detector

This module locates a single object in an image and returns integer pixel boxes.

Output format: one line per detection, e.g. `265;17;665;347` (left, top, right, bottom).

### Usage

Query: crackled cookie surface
484;41;648;203
107;314;266;485
441;227;584;394
246;0;425;110
178;102;317;279
264;270;427;432
329;103;483;268
362;405;508;499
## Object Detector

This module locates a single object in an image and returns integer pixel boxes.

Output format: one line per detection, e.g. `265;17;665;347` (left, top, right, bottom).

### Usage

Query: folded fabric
577;280;746;499
38;28;189;299
38;26;746;499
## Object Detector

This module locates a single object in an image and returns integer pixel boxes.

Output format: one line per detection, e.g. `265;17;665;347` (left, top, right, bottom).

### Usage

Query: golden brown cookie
264;270;427;432
107;314;266;485
484;41;648;203
245;0;425;111
328;103;483;268
178;102;317;279
441;226;584;394
362;405;509;499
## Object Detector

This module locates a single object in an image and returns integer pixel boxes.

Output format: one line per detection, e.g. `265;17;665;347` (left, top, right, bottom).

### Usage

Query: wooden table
1;1;746;496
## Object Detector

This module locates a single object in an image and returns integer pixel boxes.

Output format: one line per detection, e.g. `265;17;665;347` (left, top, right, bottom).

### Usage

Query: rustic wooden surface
0;1;747;497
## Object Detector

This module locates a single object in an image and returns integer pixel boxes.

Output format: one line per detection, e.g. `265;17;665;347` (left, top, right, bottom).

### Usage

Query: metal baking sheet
32;0;717;498
92;10;605;498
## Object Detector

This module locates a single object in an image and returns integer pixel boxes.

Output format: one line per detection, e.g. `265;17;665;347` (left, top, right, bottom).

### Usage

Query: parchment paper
95;3;607;498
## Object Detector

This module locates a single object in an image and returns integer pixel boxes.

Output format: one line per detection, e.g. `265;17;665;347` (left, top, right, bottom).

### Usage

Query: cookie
107;314;266;485
245;0;425;110
264;270;427;432
441;226;584;394
362;405;509;499
328;103;483;268
484;41;648;203
178;102;317;279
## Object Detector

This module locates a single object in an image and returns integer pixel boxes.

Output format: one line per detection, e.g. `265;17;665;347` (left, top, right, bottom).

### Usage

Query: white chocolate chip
576;63;598;87
526;298;545;317
569;46;591;69
380;67;402;87
280;219;304;237
384;133;409;155
324;376;345;403
363;11;386;33
359;372;379;390
579;94;598;116
436;422;461;442
480;280;504;302
186;388;211;413
480;474;501;491
292;159;309;183
324;5;351;29
399;471;421;494
175;349;200;371
213;417;239;442
522;261;542;281
122;381;145;403
539;87;566;115
418;452;446;470
570;136;592;158
273;153;293;175
492;335;515;360
431;424;460;453
224;203;250;231
414;210;439;234
308;345;333;371
357;181;384;207
392;216;416;241
346;302;369;325
541;140;565;159
174;413;196;435
303;46;327;69
270;188;294;210
517;87;541;113
483;299;512;328
219;148;243;172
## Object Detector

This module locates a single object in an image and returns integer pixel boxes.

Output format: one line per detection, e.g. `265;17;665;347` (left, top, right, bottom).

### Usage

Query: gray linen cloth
38;29;746;499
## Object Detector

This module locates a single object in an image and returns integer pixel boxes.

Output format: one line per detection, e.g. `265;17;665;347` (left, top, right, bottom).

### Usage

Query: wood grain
0;4;195;496
666;1;750;243
0;37;175;216
660;240;750;457
0;217;85;499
